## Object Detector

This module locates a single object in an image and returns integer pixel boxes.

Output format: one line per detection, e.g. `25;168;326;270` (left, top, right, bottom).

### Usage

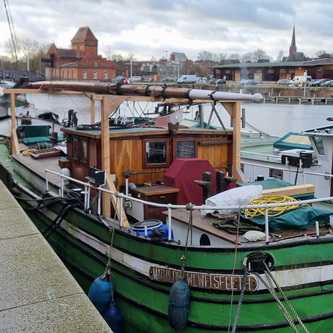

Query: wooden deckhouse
61;115;234;191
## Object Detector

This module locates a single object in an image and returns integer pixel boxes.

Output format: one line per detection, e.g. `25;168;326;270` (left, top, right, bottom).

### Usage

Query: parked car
241;79;258;85
177;75;197;84
289;75;312;87
197;77;208;83
215;79;226;85
321;80;333;87
277;79;291;85
131;76;143;82
311;79;331;86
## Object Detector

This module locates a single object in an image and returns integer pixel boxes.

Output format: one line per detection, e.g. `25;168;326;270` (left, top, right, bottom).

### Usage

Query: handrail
242;160;333;183
44;168;333;244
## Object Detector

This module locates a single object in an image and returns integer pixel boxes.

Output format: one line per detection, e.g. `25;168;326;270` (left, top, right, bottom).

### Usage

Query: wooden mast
10;92;20;155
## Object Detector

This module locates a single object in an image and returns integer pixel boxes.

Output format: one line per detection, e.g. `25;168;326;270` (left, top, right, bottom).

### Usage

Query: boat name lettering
149;267;258;291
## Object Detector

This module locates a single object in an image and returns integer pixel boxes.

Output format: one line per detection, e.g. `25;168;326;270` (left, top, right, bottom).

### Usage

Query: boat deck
170;208;329;245
0;180;112;332
11;151;65;187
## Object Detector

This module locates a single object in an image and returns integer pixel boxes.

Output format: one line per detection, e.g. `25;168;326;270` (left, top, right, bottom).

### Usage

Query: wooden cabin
61;124;234;193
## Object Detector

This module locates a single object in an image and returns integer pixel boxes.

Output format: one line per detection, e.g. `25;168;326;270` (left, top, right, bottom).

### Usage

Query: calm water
3;93;333;137
242;102;333;137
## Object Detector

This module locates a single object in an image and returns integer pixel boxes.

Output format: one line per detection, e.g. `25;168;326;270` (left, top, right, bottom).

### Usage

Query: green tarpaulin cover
242;206;332;231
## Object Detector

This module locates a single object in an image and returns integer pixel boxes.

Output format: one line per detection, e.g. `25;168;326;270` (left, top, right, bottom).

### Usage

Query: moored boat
1;81;333;332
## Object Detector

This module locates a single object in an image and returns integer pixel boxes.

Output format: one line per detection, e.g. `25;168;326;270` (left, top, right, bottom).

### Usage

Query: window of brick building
104;72;108;80
83;72;87;80
93;72;97;79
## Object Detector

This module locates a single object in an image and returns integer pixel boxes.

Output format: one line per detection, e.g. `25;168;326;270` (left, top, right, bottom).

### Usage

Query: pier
262;96;333;104
0;180;112;333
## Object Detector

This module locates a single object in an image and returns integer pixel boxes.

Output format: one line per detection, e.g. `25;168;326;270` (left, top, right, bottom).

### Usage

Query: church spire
289;23;297;54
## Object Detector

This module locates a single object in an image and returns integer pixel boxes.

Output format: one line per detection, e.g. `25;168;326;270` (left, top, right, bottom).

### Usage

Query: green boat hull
15;193;333;333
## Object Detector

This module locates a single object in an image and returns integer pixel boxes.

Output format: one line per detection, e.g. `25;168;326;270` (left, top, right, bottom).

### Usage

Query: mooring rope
253;262;309;333
231;263;248;332
181;203;194;278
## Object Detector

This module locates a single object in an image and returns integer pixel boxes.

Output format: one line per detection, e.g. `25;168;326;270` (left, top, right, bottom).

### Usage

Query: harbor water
2;93;333;137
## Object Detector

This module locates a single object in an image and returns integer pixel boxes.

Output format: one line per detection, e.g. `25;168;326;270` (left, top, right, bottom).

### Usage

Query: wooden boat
1;81;333;332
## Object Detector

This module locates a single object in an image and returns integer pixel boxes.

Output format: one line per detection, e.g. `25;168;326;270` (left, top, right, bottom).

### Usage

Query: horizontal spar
26;81;263;102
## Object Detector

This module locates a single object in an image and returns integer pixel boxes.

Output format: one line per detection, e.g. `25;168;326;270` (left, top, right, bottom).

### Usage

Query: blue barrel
129;220;174;239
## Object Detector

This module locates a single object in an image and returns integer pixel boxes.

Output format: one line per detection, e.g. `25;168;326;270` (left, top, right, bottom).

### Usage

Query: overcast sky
1;0;333;61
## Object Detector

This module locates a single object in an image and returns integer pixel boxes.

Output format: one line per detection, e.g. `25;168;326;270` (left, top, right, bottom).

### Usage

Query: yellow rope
243;196;305;219
22;149;38;156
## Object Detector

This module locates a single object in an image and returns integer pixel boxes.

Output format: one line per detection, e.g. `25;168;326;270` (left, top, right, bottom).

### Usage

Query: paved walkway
0;180;112;333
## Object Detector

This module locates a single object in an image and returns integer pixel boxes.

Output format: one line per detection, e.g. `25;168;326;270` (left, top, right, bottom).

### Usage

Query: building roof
59;62;78;68
71;26;98;42
57;48;83;58
213;58;333;69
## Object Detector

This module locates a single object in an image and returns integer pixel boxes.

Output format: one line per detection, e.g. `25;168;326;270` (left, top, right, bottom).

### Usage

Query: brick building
44;27;116;81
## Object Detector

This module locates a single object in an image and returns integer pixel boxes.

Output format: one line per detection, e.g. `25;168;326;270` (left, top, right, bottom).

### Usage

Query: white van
177;75;197;84
131;76;143;82
290;75;312;86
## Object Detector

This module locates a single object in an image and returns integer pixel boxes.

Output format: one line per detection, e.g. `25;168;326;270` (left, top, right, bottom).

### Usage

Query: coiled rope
243;196;306;219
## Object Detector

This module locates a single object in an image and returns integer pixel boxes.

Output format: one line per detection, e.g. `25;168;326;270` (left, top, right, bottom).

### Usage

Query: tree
275;50;284;62
228;53;241;61
315;50;331;59
214;52;227;62
315;50;328;58
242;52;253;63
19;38;48;71
252;49;271;62
3;37;48;72
110;54;124;61
197;51;213;61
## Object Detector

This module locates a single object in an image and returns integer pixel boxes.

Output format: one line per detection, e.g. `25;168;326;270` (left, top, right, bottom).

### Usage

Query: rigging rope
181;203;194;278
243;196;306;219
227;209;241;333
231;263;248;333
253;261;309;333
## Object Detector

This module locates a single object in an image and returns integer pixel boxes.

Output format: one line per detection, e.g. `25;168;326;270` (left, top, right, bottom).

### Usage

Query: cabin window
72;137;79;160
81;139;88;163
175;139;196;158
143;139;170;167
312;136;324;155
269;168;283;179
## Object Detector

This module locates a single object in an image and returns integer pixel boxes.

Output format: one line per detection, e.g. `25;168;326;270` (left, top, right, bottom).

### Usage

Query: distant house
43;27;116;81
170;52;187;63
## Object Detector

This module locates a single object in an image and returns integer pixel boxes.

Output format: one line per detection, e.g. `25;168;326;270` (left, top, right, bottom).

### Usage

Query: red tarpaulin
163;158;216;205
